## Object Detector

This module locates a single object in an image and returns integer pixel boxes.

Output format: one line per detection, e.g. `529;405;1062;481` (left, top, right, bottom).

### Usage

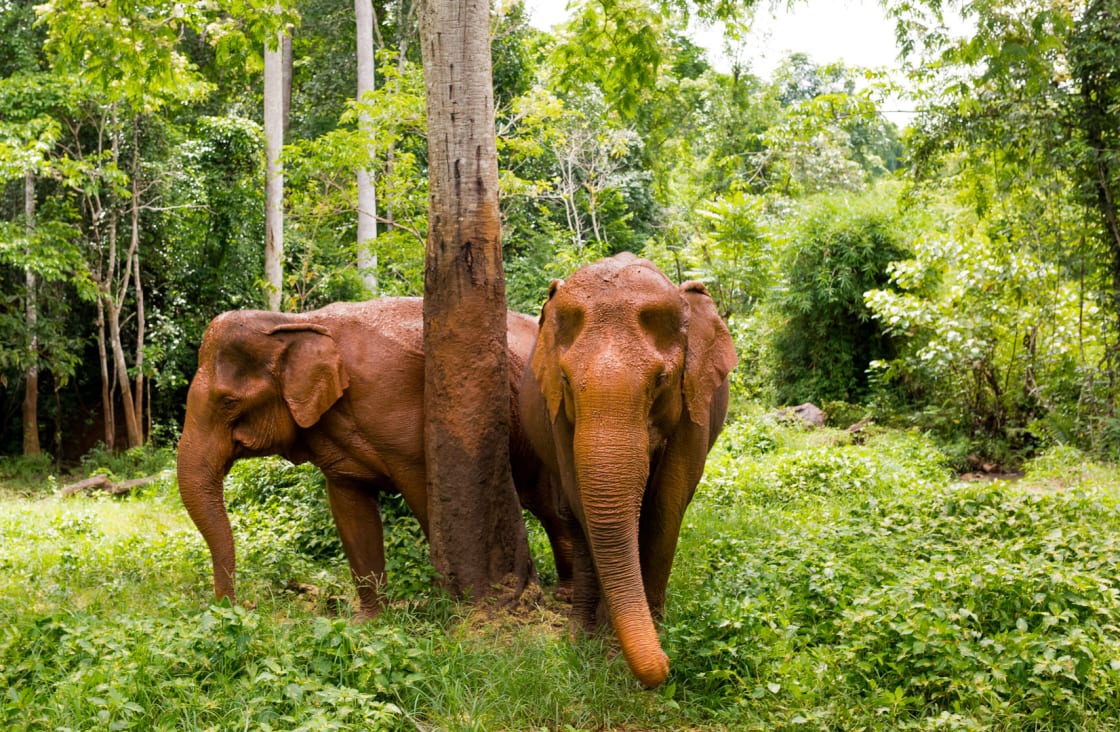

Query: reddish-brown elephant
519;253;738;688
177;297;573;619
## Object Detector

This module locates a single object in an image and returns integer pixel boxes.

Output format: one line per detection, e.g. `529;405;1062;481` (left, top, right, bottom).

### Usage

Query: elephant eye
655;371;669;387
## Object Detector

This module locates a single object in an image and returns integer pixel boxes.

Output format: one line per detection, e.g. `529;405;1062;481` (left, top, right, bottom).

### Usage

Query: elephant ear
531;279;566;423
268;323;350;428
680;281;738;429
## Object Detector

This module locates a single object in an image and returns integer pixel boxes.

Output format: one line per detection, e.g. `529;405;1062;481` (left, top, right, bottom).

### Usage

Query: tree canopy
1;0;1119;467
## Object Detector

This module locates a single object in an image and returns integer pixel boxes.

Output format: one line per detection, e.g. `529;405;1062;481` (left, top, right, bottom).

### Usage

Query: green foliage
0;452;57;494
78;442;176;481
664;420;1120;728
6;423;1120;728
283;49;429;304
224;457;435;602
646;190;771;317
884;0;1120;457
36;0;215;112
1;605;421;729
772;185;911;404
551;0;668;121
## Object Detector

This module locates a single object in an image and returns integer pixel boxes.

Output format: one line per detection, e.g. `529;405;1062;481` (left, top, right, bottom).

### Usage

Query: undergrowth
2;419;1119;729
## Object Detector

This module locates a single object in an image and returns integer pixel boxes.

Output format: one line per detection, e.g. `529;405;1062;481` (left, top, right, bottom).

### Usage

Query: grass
2;421;1120;730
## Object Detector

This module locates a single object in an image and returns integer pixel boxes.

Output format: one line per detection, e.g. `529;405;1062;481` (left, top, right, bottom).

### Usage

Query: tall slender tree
264;21;287;311
22;170;40;456
416;0;534;602
355;0;378;294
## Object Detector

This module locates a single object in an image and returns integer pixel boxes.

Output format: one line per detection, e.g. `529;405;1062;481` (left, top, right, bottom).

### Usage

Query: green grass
3;422;1120;730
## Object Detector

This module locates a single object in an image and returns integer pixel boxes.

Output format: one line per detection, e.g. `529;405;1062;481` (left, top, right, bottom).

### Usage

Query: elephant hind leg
566;518;604;634
326;479;387;620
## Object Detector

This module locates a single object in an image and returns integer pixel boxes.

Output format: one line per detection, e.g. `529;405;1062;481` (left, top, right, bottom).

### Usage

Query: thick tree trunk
355;0;378;294
22;170;41;456
264;24;286;311
417;0;533;603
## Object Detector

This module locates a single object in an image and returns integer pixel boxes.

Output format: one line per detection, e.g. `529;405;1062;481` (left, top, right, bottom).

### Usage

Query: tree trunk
96;282;114;452
264;23;286;311
417;0;533;603
108;295;142;448
22;170;41;456
355;0;379;295
130;131;146;441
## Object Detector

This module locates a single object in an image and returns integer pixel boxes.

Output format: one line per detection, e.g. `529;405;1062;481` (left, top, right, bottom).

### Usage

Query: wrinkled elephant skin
519;253;738;687
177;297;573;618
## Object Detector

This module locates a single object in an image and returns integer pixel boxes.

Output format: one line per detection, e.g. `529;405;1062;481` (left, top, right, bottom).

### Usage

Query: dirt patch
460;580;570;641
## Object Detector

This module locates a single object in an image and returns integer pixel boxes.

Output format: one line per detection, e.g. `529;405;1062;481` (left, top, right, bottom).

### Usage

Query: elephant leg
567;514;602;633
639;422;708;620
326;479;387;620
387;463;430;538
519;472;575;597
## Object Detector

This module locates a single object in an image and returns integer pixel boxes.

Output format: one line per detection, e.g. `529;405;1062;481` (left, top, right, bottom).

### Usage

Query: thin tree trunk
22;170;41;456
108;306;141;448
264;23;286;311
283;34;293;133
130;159;146;442
355;0;379;294
105;121;141;448
96;285;114;451
417;0;533;603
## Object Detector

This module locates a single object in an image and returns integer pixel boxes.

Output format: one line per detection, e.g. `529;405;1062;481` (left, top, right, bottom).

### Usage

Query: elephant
177;297;573;619
519;253;738;688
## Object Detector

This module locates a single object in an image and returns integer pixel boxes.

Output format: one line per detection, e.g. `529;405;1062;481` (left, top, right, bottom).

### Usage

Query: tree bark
130;126;146;442
264;23;286;311
355;0;379;295
417;0;533;603
22;170;41;456
96;279;113;452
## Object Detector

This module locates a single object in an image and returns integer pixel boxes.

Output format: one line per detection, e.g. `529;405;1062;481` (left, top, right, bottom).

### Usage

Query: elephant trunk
573;413;668;688
176;414;236;603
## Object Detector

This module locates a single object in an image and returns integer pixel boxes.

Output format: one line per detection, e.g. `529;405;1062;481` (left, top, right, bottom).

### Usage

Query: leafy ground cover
2;421;1119;730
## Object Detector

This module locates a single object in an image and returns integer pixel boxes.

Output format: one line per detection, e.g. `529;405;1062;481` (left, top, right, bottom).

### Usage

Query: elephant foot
554;581;574;604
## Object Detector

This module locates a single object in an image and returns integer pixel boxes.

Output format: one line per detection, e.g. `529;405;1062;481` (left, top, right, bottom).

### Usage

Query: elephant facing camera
519;252;738;688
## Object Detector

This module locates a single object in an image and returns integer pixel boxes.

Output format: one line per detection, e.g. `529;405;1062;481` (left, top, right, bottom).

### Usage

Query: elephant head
524;252;737;687
176;310;349;602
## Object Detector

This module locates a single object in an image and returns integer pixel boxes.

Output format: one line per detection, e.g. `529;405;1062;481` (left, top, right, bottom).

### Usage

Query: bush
223;457;436;603
666;420;1120;728
771;185;911;405
1;605;424;730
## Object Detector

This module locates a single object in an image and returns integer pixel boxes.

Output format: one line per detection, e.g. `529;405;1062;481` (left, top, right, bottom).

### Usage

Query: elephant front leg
326;479;387;620
566;514;603;633
639;422;708;619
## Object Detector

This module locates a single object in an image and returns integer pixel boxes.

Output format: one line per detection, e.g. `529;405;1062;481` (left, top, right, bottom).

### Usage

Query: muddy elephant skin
519;253;738;687
177;297;573;619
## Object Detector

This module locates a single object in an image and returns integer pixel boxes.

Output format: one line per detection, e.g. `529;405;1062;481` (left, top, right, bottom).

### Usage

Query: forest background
2;0;1120;470
4;1;1120;729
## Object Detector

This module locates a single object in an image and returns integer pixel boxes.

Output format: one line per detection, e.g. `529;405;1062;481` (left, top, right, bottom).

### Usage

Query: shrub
771;185;910;404
223;457;436;603
0;605;424;730
667;424;1120;728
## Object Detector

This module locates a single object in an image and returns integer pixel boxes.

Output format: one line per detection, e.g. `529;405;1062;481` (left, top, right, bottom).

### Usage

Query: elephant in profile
177;297;573;619
519;253;738;687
